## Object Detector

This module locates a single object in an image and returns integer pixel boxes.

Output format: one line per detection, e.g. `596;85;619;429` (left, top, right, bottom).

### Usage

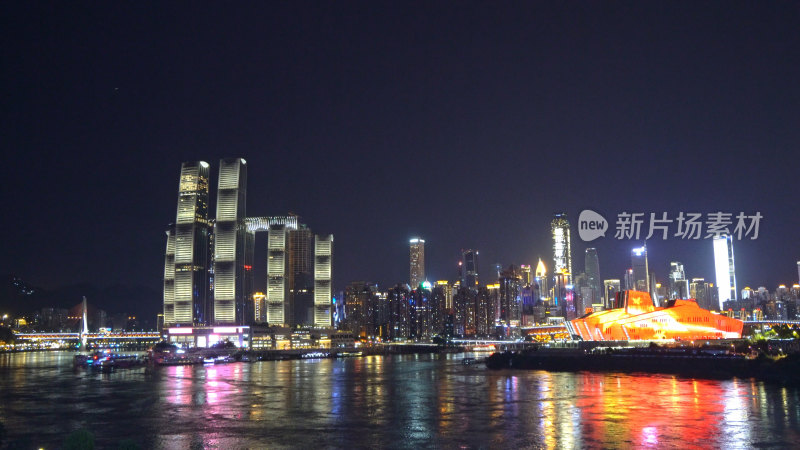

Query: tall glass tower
584;248;601;305
462;249;479;290
213;158;248;325
165;161;211;326
713;235;737;309
551;213;572;282
410;238;425;288
631;245;649;293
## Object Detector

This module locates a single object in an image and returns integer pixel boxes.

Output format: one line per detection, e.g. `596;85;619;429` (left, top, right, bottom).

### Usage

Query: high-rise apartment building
713;235;737;309
166;161;211;326
409;238;425;288
213;158;248;325
551;214;572;281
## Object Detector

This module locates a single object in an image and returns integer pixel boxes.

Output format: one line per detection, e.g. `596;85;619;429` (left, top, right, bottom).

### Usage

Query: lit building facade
462;249;479;290
166;161;211;326
668;262;689;300
213;158;248;325
409;238;425;288
631;245;649;294
551;214;572;282
266;225;289;325
535;259;548;300
584;248;601;306
314;234;334;327
568;290;744;341
713;235;737;309
603;279;621;309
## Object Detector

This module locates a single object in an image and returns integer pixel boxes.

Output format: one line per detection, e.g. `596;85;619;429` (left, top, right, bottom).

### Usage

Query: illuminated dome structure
567;290;743;341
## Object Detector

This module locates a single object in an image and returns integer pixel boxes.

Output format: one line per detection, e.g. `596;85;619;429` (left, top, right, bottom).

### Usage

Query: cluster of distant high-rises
335;211;800;341
162;159;333;329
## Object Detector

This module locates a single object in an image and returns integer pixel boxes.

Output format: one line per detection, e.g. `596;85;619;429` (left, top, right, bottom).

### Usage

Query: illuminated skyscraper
624;268;635;291
584;248;601;305
631;245;649;293
266;225;288;325
288;224;314;326
690;278;712;310
162;228;176;326
713;235;737;309
519;264;532;285
551;214;572;282
409;238;425;288
213;158;248;325
535;259;548;300
314;234;334;327
166;161;211;326
603;279;621;309
668;262;689;299
462;249;479;290
797;261;800;285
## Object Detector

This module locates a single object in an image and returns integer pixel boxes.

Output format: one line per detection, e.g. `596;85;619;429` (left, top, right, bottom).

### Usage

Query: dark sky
2;2;799;302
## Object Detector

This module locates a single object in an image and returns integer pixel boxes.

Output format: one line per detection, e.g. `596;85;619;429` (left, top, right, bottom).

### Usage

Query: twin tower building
163;158;333;329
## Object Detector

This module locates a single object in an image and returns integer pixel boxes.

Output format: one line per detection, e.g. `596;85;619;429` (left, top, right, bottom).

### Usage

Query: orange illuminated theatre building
567;290;743;341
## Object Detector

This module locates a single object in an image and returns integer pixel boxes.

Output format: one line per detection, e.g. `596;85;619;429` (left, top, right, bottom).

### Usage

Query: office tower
668;262;689;300
624;268;635;291
462;249;479;289
535;259;548;299
314;234;334;327
690;278;711;310
213;158;248;325
266;225;288;325
289;224;314;326
409;238;425;288
519;264;532;286
603;279;621;309
163;228;176;326
713;235;737;309
167;161;211;326
584;248;601;305
551;213;572;281
631;245;649;292
797;261;800;285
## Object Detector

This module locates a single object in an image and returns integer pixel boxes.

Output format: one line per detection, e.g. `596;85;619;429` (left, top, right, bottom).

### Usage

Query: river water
1;351;799;449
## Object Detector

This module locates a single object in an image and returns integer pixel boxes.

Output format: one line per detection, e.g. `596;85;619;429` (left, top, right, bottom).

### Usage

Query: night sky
2;2;799;307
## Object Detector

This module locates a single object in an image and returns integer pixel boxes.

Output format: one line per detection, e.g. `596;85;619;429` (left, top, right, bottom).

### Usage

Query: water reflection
0;352;799;448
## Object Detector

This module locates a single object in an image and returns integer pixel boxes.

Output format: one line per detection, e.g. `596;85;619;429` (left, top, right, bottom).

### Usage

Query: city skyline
3;2;800;308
